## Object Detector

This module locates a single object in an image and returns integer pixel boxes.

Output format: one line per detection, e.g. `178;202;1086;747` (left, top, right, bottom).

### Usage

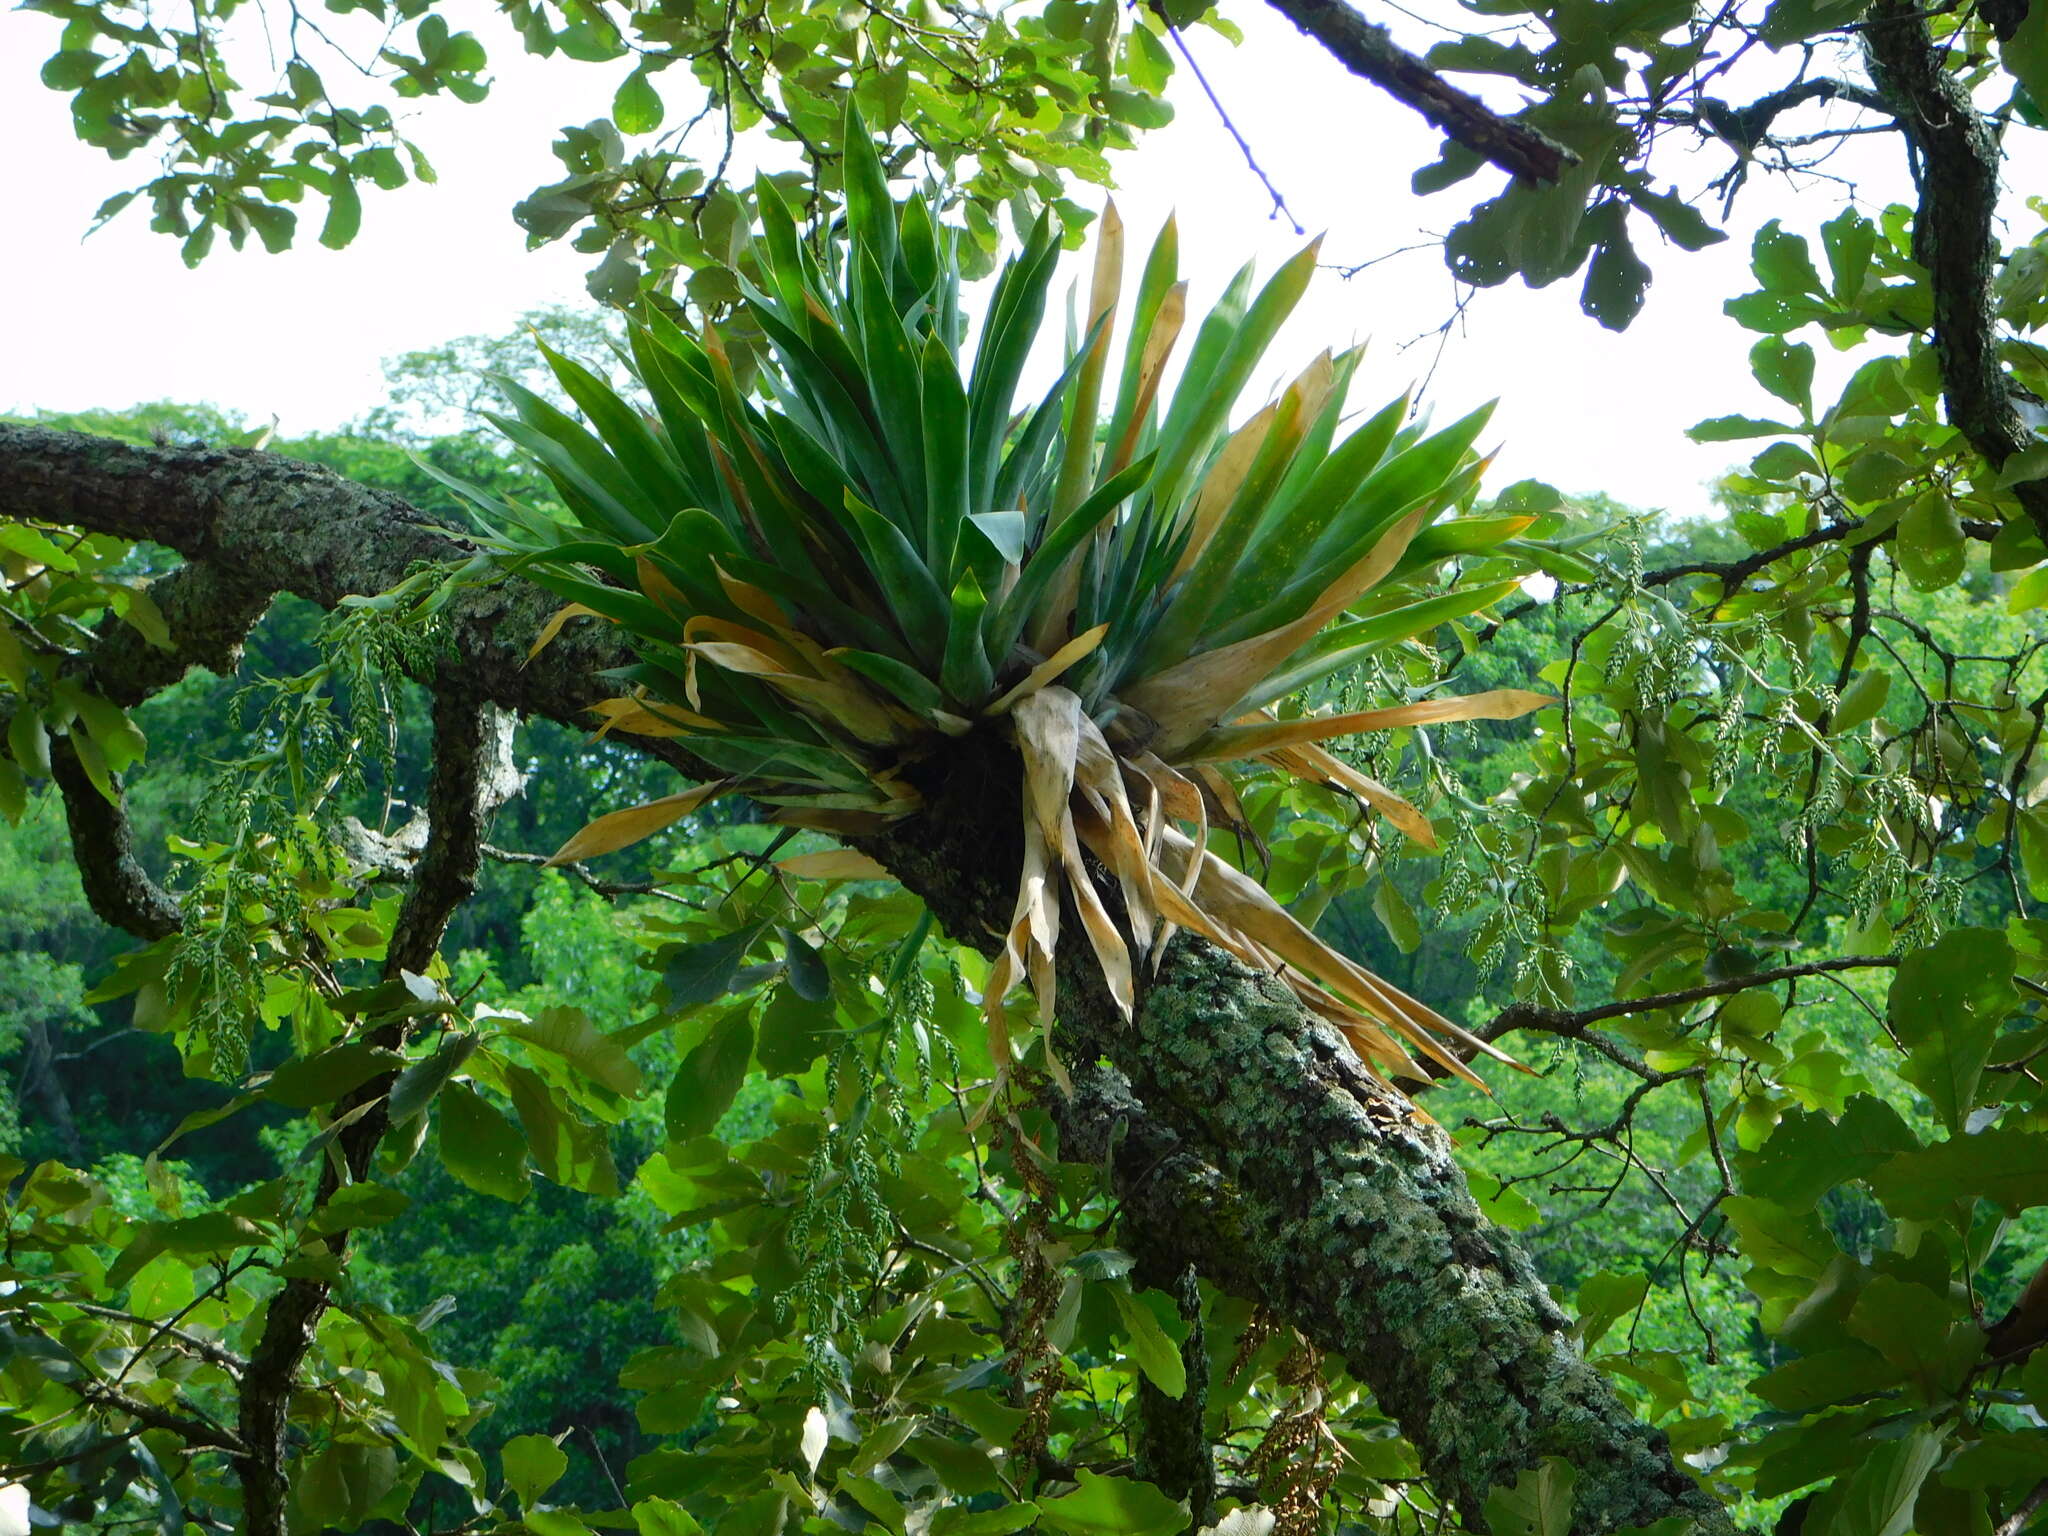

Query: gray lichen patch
850;750;1731;1535
1112;937;1733;1536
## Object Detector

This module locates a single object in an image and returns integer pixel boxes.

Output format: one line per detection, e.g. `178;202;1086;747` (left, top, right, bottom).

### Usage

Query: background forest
11;0;2048;1527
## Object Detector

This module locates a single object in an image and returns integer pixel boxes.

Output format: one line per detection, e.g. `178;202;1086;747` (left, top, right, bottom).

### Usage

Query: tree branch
65;1302;247;1374
46;737;182;940
78;1380;249;1457
0;425;695;766
866;740;1732;1534
1998;1478;2048;1536
1261;0;1576;183
61;556;279;718
1865;0;2048;547
1641;512;1999;596
1686;78;1895;150
21;548;290;941
385;691;502;975
235;687;500;1536
1129;1262;1216;1526
1485;955;1903;1042
481;843;699;904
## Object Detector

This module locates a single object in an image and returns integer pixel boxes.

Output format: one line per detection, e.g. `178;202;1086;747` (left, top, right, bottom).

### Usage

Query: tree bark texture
1132;1265;1217;1527
864;748;1734;1535
1865;0;2048;545
0;424;691;764
1260;0;1575;184
0;427;1733;1533
234;687;500;1535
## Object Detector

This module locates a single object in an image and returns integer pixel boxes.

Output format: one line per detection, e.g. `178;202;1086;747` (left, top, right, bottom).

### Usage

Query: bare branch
1160;17;1304;235
1261;0;1576;184
1997;1476;2048;1536
482;843;699;904
1486;954;1904;1042
1642;512;1999;597
64;1302;247;1374
47;737;182;940
0;424;699;770
1684;78;1895;150
77;1380;249;1457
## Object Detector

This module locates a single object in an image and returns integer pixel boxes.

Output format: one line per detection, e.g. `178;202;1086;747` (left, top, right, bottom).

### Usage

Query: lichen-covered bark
866;750;1733;1535
1122;941;1729;1534
0;424;695;762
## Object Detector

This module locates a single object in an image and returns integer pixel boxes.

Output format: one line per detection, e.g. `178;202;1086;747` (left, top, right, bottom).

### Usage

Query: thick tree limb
46;737;182;940
1038;954;1732;1534
1;425;712;937
1996;1475;2048;1536
0;425;678;755
61;556;279;714
1865;1;2048;546
1261;0;1575;184
4;426;1728;1530
2;547;276;940
865;744;1731;1535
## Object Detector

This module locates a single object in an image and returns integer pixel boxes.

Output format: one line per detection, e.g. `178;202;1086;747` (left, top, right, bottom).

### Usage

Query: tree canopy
10;0;2048;1533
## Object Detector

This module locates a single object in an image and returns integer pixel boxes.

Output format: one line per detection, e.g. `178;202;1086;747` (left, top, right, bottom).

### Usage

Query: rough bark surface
1262;0;1575;183
0;424;685;757
234;687;500;1535
48;736;182;940
1131;942;1724;1534
867;739;1733;1535
1132;1264;1217;1528
1865;1;2048;545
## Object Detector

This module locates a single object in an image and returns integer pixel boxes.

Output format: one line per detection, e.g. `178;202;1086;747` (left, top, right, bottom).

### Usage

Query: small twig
1490;954;1901;1039
63;1302;248;1374
1158;17;1305;234
581;1426;627;1507
483;844;700;906
1997;1477;2048;1536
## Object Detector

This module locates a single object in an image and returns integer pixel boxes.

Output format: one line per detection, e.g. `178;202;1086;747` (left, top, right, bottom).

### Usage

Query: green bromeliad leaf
464;108;1533;822
447;107;1565;1088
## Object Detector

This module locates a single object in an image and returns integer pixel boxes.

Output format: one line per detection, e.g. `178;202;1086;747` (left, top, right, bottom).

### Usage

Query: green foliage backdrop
10;0;2048;1530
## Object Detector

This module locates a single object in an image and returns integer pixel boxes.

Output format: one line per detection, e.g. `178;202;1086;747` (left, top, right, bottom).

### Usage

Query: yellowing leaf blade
547;779;729;864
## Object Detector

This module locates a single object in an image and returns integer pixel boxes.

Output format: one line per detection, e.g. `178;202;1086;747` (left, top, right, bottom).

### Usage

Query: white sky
3;0;2038;516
